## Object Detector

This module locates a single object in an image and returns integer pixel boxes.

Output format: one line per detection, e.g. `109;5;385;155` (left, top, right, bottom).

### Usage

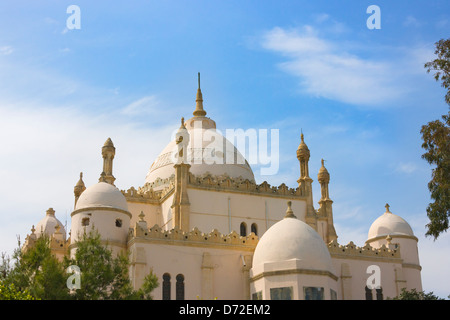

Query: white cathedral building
23;76;422;300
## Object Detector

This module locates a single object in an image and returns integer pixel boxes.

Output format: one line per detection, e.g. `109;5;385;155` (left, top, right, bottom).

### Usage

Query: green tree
391;288;445;300
66;229;158;300
0;281;36;300
4;235;69;300
422;38;450;239
2;229;158;300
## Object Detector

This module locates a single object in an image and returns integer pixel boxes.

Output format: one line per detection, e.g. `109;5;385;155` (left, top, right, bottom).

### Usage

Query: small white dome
35;208;66;239
367;205;414;240
253;211;334;273
75;182;128;212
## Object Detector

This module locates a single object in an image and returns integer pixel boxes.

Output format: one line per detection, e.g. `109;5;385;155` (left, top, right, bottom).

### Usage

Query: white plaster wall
131;242;252;300
127;202;162;229
331;258;403;300
71;209;130;245
187;188;307;236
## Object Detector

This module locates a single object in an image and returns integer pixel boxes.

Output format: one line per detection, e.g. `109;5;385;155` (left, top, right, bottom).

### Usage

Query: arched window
376;288;383;300
251;223;258;235
240;222;247;237
162;273;171;300
176;274;185;300
365;286;373;300
81;217;90;226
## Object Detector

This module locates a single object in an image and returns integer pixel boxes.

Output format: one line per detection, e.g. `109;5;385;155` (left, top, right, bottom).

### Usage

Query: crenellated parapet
129;223;258;251
121;176;175;204
328;240;401;260
187;173;303;198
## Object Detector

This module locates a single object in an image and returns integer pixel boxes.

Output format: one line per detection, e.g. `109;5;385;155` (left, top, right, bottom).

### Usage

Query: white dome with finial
145;73;255;185
35;208;66;239
367;204;414;241
252;201;334;273
75;182;128;212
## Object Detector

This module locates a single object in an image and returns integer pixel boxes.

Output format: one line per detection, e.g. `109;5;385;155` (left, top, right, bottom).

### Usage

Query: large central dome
145;74;255;185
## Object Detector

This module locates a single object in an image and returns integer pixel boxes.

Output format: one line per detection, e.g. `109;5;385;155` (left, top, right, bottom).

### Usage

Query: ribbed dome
367;205;414;240
252;203;334;273
75;182;128;212
296;133;310;160
35;208;66;239
317;159;330;183
145;116;255;185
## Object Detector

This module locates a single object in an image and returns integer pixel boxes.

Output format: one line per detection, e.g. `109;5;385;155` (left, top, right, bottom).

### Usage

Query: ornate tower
171;117;191;231
296;133;316;229
73;172;86;208
317;159;337;243
100;137;116;185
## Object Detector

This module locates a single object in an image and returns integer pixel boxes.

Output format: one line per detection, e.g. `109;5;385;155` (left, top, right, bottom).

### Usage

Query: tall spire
193;72;207;117
101;137;116;185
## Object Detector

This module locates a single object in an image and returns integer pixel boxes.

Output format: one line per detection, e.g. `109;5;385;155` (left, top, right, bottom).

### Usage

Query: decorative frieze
187;173;303;198
129;224;258;250
328;240;400;259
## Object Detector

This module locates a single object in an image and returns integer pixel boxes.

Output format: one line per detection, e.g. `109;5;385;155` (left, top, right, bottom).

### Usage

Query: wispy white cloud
260;26;410;107
121;95;160;116
0;46;13;55
403;15;422;27
396;162;418;174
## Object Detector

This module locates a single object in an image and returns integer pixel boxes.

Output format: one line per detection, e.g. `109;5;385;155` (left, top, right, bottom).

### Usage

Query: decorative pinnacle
104;137;114;147
193;72;207;117
385;203;391;213
284;201;297;219
139;211;145;221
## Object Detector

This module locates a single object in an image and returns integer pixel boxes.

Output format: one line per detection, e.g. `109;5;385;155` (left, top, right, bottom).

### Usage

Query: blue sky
0;1;449;298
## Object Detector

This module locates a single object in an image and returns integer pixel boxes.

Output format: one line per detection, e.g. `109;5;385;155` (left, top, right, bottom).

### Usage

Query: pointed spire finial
284;201;297;219
385;203;391;213
193;72;207;117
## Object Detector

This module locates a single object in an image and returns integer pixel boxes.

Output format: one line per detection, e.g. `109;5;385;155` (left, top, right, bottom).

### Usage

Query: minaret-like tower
100;137;116;185
296;133;316;229
317;159;337;243
73;172;86;208
172;117;191;231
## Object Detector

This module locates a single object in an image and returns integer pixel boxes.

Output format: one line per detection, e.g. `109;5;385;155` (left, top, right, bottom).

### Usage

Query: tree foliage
3;235;69;300
391;288;445;300
1;229;158;300
422;38;450;239
425;39;450;105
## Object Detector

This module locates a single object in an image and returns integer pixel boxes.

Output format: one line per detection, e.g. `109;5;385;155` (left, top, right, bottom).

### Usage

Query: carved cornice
128;224;258;251
328;240;401;260
187;173;304;198
123;172;305;204
121;176;175;204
